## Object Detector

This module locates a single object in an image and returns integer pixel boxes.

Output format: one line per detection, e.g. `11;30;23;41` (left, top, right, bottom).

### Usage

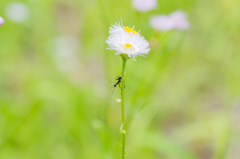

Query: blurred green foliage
1;0;240;158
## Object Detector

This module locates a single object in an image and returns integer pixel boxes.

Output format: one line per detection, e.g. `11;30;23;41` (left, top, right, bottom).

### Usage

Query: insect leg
112;85;115;94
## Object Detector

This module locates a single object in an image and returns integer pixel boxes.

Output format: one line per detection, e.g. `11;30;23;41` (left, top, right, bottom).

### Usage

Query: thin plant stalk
121;57;127;159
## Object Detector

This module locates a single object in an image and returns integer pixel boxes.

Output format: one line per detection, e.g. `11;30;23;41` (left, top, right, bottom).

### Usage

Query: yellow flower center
123;27;138;35
124;43;132;49
123;43;135;51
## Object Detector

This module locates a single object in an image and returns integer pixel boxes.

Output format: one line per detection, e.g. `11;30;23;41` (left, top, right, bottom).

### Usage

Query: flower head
0;17;4;26
150;10;190;31
132;0;157;12
106;22;150;60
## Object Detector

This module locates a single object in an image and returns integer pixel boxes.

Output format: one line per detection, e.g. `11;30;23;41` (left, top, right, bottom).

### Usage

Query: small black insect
112;76;122;94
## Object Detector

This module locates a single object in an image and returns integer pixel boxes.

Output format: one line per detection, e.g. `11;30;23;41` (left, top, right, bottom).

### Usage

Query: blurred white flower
5;2;29;22
132;0;157;12
51;35;80;73
53;35;80;57
150;10;190;31
106;22;150;60
0;17;4;26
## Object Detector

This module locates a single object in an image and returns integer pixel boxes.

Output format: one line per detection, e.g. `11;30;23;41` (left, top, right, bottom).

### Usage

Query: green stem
121;57;127;159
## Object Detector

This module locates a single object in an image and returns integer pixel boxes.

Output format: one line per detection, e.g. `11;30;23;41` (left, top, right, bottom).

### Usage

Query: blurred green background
1;0;240;158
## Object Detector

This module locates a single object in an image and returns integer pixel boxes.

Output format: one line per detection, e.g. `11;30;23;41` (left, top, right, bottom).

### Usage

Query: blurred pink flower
150;15;175;31
0;17;4;26
132;0;157;12
150;10;190;31
169;10;190;29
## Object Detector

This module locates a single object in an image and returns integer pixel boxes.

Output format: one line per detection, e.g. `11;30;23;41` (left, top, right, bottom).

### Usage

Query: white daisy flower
106;22;150;60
